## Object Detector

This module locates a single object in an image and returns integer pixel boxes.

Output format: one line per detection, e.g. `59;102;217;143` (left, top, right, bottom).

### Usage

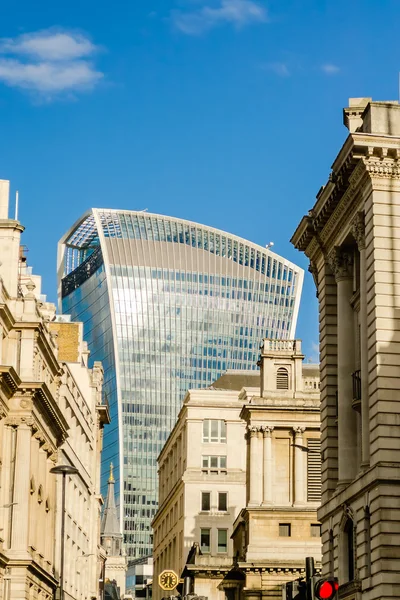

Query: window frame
201;491;211;512
218;491;228;512
203;419;227;443
279;523;291;537
217;528;228;553
202;455;227;474
200;528;211;553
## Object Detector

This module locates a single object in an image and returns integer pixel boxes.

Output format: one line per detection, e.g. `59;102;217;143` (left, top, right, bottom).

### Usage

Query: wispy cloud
321;63;340;75
263;61;290;77
309;341;320;363
172;0;267;35
0;29;103;100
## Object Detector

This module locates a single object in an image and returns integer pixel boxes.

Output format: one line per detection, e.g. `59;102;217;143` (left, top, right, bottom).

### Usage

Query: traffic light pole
305;557;315;600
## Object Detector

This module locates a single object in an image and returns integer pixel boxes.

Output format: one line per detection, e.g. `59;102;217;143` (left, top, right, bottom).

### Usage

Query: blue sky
1;0;400;361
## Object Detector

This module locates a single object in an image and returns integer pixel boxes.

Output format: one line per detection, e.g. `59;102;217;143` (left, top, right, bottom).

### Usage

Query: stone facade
0;180;110;600
152;341;321;600
231;340;321;600
152;375;250;600
291;98;400;599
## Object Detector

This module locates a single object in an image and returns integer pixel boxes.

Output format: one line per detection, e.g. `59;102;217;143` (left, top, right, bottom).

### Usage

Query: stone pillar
293;427;306;505
262;426;274;505
10;421;32;554
248;426;263;506
329;247;358;484
352;212;369;467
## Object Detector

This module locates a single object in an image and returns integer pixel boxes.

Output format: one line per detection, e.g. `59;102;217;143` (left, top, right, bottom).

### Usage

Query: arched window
276;367;289;390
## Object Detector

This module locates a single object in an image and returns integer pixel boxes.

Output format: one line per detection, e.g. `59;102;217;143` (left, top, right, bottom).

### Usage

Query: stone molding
328;247;353;281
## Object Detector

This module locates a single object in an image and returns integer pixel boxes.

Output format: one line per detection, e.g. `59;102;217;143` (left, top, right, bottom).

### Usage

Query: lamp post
50;464;79;600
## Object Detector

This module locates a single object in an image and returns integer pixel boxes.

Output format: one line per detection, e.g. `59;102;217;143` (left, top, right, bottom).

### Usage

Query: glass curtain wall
59;209;303;559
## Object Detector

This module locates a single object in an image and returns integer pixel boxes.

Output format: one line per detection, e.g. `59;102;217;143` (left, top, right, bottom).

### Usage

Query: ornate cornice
0;365;21;399
21;382;69;443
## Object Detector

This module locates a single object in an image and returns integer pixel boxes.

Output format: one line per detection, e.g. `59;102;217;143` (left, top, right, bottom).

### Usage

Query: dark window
279;523;291;537
218;492;228;512
345;519;355;581
200;528;210;553
201;492;211;511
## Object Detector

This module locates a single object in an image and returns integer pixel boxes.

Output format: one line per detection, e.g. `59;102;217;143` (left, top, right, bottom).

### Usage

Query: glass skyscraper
58;209;303;559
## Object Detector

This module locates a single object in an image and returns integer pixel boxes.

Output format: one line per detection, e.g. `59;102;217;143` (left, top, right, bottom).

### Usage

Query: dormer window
276;367;289;390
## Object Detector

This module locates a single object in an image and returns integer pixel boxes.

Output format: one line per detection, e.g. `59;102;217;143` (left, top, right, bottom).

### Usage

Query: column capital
328;246;353;281
247;425;261;438
261;425;274;437
351;211;366;250
293;426;306;436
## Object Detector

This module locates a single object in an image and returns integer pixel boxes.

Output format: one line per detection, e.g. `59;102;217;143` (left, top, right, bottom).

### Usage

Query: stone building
152;341;321;600
0;180;110;600
152;373;251;600
101;464;127;597
231;339;321;600
291;98;400;599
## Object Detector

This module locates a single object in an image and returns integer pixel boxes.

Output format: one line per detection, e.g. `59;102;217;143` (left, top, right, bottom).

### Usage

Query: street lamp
50;464;79;600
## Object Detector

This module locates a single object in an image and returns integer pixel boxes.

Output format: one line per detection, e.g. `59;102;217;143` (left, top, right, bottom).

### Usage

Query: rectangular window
203;420;227;443
279;523;291;537
217;529;228;553
307;439;322;501
218;492;228;512
310;524;322;538
200;528;211;553
201;492;211;511
202;456;227;474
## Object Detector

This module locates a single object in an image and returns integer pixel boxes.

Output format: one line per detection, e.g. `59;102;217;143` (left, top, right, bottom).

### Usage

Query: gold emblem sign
158;569;179;591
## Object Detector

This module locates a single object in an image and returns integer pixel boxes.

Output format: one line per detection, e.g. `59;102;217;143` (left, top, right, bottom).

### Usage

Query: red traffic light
314;579;338;600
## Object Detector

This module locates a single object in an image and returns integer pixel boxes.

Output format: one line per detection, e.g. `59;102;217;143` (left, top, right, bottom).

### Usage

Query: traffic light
312;577;338;600
282;579;307;600
293;579;307;600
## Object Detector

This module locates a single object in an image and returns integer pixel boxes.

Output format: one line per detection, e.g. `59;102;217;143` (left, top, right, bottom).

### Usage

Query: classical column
262;426;274;505
10;421;32;553
329;247;358;483
352;212;369;467
293;427;306;505
248;426;263;506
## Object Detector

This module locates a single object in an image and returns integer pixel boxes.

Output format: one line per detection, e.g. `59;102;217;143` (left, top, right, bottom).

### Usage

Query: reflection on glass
59;209;303;558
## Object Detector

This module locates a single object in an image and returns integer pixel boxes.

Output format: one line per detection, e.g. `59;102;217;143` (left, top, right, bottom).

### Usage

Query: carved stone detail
247;425;261;437
293;426;306;435
261;425;274;437
351;211;366;250
328;247;353;281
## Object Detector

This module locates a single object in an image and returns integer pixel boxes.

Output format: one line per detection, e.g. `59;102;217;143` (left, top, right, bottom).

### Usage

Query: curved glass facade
58;209;303;559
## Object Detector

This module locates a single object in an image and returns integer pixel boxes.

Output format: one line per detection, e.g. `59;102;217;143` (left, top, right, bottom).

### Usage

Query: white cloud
321;63;340;75
173;0;267;35
263;61;290;77
0;29;103;100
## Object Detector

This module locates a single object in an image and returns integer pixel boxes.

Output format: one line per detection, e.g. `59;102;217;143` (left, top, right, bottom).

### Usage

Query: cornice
0;302;15;332
22;382;69;442
0;365;21;399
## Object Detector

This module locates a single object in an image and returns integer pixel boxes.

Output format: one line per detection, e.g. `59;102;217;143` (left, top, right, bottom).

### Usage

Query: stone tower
101;464;127;596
